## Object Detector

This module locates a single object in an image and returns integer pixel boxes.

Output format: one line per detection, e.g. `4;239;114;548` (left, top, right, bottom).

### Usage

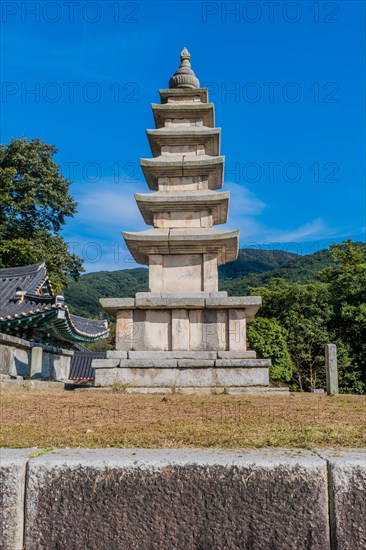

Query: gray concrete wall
0;333;73;381
0;448;364;550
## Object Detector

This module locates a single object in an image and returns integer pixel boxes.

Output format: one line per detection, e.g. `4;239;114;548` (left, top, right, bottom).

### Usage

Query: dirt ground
0;387;365;449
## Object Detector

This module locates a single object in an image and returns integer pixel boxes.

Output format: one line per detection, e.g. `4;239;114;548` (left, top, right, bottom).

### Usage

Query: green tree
0;137;83;290
250;260;365;394
251;279;333;391
318;240;366;390
247;317;294;383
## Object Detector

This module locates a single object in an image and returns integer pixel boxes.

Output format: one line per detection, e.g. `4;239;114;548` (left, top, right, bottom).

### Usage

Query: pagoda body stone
93;49;278;394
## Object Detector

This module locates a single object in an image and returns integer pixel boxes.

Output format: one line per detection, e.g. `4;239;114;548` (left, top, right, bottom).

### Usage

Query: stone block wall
0;333;73;380
1;449;365;550
115;308;247;352
0;334;30;377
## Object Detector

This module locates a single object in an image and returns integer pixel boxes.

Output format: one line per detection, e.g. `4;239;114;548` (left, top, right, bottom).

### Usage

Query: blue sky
1;0;365;272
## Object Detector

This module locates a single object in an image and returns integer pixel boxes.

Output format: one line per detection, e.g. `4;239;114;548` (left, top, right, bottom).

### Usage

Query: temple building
91;49;285;394
0;262;109;347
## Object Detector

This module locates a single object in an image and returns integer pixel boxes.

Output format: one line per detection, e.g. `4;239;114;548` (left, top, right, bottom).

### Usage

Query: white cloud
262;218;336;243
224;183;340;245
226;181;267;216
75;178;146;231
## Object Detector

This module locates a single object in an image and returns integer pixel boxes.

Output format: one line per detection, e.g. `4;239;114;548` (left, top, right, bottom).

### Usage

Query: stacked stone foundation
92;293;279;393
94;355;271;393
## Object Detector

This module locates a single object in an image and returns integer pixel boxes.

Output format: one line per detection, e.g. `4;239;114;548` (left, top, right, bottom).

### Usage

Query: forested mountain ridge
221;248;336;295
65;267;148;318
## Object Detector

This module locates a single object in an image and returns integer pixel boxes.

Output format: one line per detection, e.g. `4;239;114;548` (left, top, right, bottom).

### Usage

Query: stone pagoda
93;49;278;394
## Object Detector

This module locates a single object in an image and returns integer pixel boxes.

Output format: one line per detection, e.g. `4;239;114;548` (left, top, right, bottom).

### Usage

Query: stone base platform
92;354;271;390
0;379;65;391
122;386;289;395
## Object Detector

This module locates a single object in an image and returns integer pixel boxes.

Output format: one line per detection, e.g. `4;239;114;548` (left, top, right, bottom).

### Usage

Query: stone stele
93;48;282;394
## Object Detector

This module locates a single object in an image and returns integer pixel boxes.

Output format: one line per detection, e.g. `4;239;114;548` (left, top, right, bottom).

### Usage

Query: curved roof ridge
0;262;45;279
69;311;108;337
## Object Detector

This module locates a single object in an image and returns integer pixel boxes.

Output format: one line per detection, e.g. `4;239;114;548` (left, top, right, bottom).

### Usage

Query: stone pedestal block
171;309;190;350
319;450;366;550
0;449;30;550
203;254;218;291
228;309;247;351
23;449;330;550
115;310;134;351
148;254;219;292
30;346;42;378
325;343;338;395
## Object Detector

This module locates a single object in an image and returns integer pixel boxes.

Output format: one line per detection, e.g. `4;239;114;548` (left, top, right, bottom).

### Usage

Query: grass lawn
0;388;365;449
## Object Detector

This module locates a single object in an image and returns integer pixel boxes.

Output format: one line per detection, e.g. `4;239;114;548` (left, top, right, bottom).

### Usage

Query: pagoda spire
169;47;200;89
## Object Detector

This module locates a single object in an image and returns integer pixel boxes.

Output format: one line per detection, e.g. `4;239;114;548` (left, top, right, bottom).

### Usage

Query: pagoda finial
169;47;200;89
180;47;190;64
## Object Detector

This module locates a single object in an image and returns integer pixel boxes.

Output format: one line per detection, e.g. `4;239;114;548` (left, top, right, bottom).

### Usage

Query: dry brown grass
0;387;365;449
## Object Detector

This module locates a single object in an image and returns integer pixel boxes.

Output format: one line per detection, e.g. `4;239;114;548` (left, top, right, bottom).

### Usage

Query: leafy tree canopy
250;279;332;391
247;317;294;382
318;240;366;380
249;241;366;393
0;138;83;290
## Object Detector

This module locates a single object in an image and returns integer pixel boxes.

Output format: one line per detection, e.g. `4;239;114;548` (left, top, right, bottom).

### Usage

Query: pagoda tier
146;127;220;158
123;227;238;292
140;156;224;191
123;228;238;259
152;102;214;128
135;190;229;228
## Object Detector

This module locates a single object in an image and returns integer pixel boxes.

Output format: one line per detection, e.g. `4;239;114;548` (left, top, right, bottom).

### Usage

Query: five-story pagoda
93;49;279;394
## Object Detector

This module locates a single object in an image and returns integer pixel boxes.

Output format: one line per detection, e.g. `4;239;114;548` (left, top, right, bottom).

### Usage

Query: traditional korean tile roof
69;351;106;381
0;262;109;344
